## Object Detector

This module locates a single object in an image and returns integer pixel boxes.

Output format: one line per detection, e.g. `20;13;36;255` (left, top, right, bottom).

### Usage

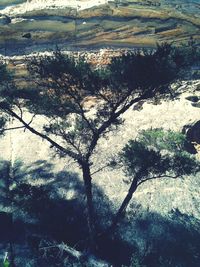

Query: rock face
0;0;199;55
184;121;200;154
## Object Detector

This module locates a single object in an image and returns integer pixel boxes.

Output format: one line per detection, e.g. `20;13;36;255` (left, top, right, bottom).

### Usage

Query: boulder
192;102;200;108
183;121;200;154
185;95;199;103
22;32;32;39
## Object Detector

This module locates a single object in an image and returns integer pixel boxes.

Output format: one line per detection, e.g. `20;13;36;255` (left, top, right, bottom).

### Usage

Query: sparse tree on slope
0;43;199;252
108;129;200;232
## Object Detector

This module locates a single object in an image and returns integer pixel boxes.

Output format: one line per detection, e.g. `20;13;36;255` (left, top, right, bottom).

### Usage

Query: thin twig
3;125;26;131
91;163;111;176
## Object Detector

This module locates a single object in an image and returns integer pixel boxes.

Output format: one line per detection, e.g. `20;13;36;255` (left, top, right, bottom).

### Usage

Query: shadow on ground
0;159;199;266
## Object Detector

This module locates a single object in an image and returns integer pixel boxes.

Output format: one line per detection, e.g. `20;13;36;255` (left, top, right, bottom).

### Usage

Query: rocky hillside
0;0;199;55
0;77;199;265
1;79;200;216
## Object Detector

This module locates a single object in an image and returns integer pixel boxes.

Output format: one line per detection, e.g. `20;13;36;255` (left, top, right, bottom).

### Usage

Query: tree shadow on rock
120;206;200;267
1;159;199;266
0;159;137;265
5;160;111;245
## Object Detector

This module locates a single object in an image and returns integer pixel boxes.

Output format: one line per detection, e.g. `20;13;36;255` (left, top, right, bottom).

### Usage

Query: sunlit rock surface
0;0;199;55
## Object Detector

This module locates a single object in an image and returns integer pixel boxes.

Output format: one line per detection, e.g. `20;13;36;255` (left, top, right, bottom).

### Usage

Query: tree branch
0;104;82;162
61;130;82;156
91;162;111;176
40;242;82;260
103;172;180;236
40;242;108;266
137;174;180;187
16;102;23;119
86;93;148;160
3;125;26;131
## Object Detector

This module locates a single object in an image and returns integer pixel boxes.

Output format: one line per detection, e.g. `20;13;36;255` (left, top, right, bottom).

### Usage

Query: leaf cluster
121;129;200;180
108;44;186;95
23;43;199;120
0;62;15;103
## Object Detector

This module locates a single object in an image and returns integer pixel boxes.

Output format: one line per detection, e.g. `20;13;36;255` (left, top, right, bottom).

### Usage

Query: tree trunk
81;162;96;252
107;170;143;234
9;241;16;267
5;163;16;266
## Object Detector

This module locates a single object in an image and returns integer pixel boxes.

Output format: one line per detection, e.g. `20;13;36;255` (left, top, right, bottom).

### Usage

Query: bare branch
24;114;36;132
61;131;82;156
3;125;26;131
40;242;108;266
86;93;147;160
16;103;23;119
0;104;82;163
77;104;96;135
91;162;111;176
137;174;180;188
40;242;82;260
28;114;36;126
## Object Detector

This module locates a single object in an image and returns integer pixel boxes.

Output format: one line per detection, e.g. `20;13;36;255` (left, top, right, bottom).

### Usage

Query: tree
0;43;199;252
107;129;200;232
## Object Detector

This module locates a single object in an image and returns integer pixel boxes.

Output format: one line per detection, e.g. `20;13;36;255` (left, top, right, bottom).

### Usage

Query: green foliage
129;254;147;267
108;43;199;97
171;151;199;176
120;140;166;176
138;128;187;152
0;62;15;103
2;259;10;267
121;129;200;180
25;53;105;124
0;63;11;83
173;38;200;67
14;43;199;117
